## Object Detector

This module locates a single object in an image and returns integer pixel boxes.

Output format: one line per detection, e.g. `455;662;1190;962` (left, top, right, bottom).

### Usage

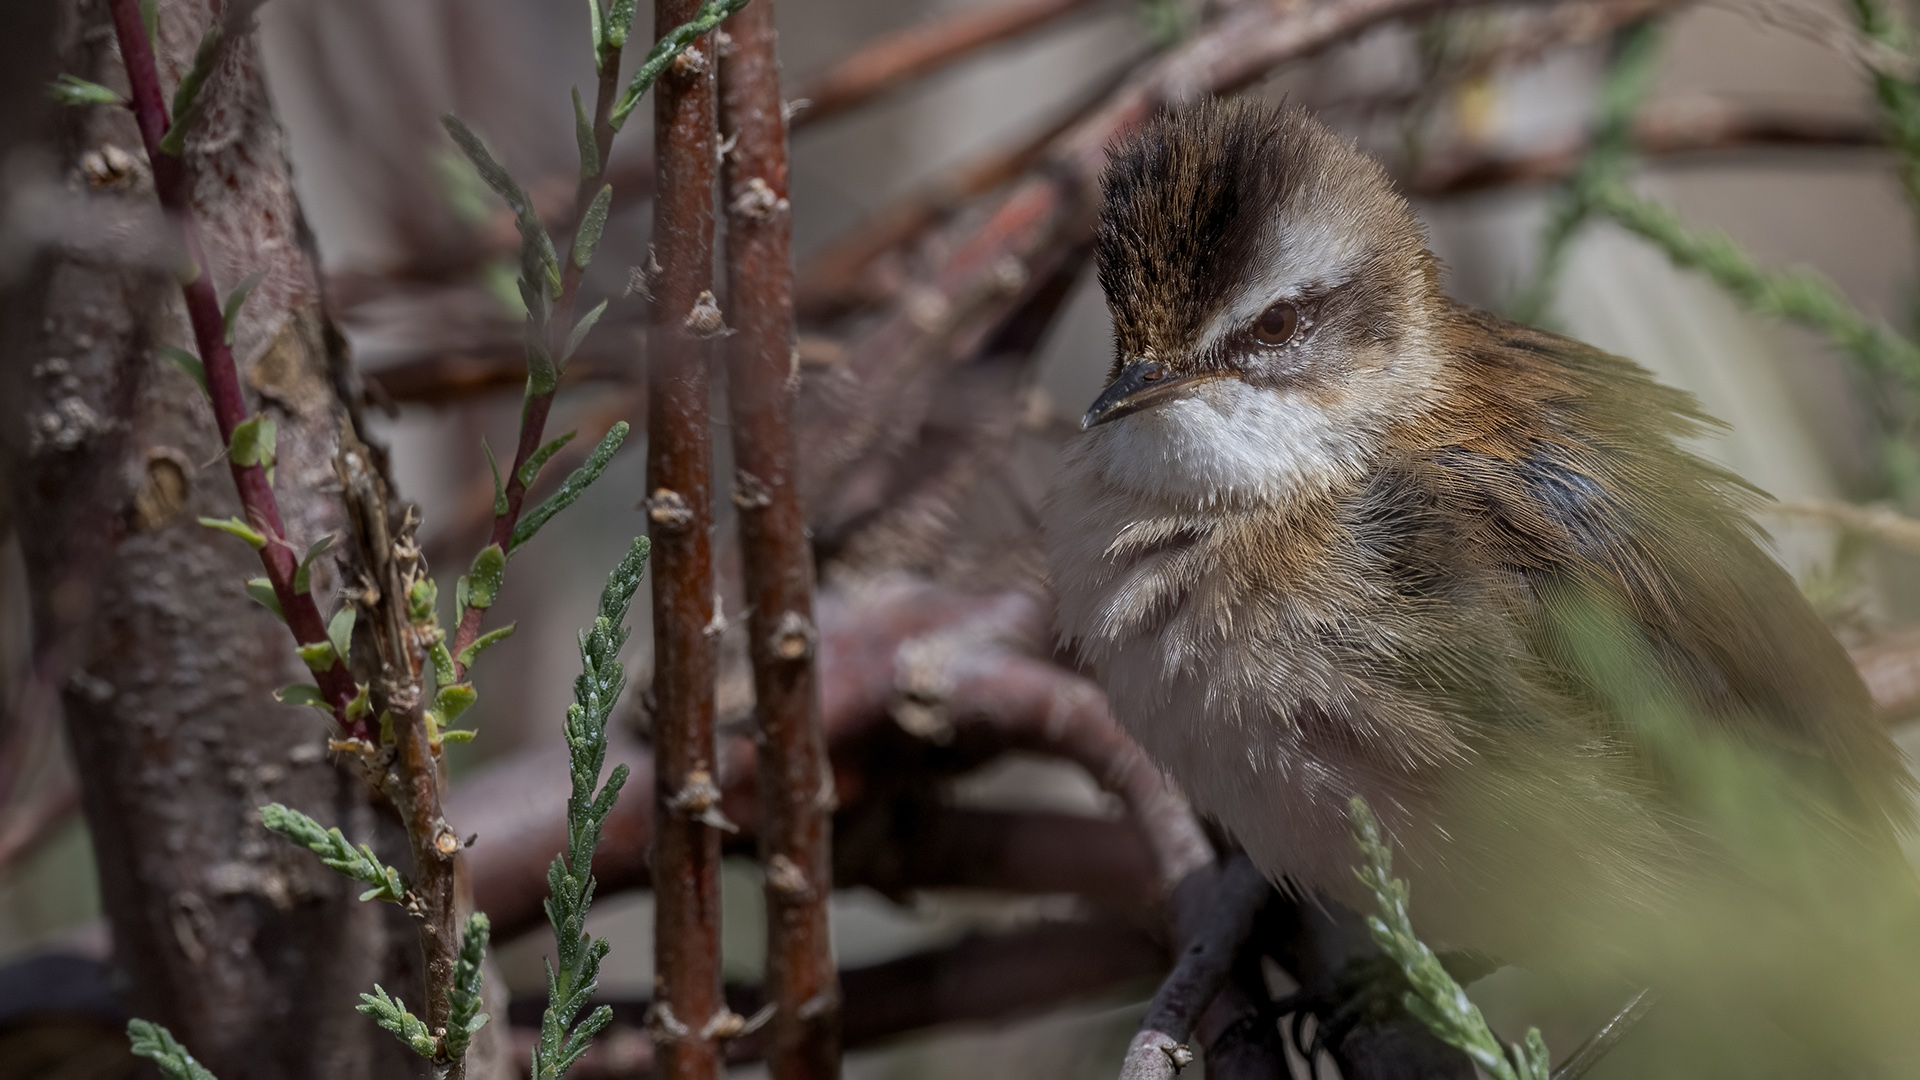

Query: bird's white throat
1077;377;1374;511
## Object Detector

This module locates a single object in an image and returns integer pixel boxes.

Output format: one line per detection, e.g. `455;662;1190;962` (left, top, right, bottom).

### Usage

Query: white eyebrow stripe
1191;207;1366;357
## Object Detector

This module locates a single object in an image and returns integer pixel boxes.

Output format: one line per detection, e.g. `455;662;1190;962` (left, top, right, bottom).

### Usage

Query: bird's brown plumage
1047;99;1912;962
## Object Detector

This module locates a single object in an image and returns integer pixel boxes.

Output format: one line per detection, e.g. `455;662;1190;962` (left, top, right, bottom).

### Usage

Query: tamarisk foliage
127;1020;219;1080
531;535;652;1080
1349;797;1552;1080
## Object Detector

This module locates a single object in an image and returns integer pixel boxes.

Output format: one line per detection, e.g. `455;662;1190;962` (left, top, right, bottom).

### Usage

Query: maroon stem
105;0;364;740
720;4;840;1078
650;3;725;1077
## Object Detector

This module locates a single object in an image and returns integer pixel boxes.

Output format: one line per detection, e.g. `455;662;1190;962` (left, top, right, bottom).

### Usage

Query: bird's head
1082;100;1450;508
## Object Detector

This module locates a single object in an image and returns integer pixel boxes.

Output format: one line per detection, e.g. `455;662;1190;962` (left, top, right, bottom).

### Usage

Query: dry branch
720;5;840;1077
1410;99;1885;197
648;3;727;1075
792;0;1102;129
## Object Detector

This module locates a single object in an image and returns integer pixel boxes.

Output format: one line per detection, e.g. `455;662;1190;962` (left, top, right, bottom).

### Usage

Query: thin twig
103;0;365;739
444;4;632;683
1118;857;1270;1080
792;0;1103;128
649;2;727;1076
1409;99;1886;197
720;5;840;1078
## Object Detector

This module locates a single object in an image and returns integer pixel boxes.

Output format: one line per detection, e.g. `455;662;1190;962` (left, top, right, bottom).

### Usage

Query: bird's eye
1252;301;1299;347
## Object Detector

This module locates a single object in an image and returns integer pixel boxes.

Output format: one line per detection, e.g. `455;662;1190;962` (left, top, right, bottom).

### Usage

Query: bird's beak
1082;359;1204;430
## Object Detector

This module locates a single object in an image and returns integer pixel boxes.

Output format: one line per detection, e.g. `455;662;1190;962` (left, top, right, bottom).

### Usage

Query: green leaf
293;534;334;595
295;640;337;672
408;577;438;623
520;430;577;490
611;0;751;130
229;416;277;487
573;86;599;180
484;439;508;517
511;422;629;553
455;574;472;625
435;683;478;724
563;300;608;363
572;185;613;270
588;0;606;62
222;270;266;345
445;913;492;1060
466;544;507;610
261;802;410;902
127;1019;219;1080
440;728;479;744
431;639;457;690
606;0;639;50
458;624;516;668
160;21;227;157
358;985;439;1058
439;114;533;219
327;606;357;666
159;345;209;399
526;334;558;397
246;578;285;620
344;681;372;723
274;683;327;710
47;74;123;107
197;515;266;549
140;0;159;45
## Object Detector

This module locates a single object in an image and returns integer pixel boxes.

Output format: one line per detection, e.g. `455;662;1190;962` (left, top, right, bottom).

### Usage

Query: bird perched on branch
1044;99;1915;975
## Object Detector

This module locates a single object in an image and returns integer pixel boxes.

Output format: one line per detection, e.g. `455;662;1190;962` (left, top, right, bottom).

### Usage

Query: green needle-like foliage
1586;182;1920;389
609;0;752;130
1350;796;1551;1080
445;913;494;1060
510;422;630;554
259;802;409;903
531;535;650;1080
358;985;439;1059
128;1020;219;1080
1512;19;1663;325
1850;0;1920;222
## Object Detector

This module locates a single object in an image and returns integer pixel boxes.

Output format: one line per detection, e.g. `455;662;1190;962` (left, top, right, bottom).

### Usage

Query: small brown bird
1044;100;1913;967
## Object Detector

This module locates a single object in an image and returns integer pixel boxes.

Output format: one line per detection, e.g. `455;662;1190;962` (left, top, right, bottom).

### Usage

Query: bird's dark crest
1096;99;1425;372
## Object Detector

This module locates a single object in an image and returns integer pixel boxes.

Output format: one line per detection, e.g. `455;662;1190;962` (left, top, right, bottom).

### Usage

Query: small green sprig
358;985;439;1059
446;913;494;1061
128;1020;219;1080
1586;182;1920;389
512;422;630;554
1349;796;1551;1080
531;535;649;1080
1512;19;1663;325
259;802;409;903
608;0;752;130
1849;0;1920;223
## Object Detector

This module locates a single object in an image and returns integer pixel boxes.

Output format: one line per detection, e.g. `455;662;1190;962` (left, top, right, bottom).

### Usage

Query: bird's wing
1417;310;1911;831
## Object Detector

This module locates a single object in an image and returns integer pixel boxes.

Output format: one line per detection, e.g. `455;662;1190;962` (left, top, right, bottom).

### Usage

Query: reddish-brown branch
1409;99;1886;197
720;6;840;1078
649;4;726;1076
1119;857;1271;1080
104;0;365;739
792;0;1102;129
793;53;1142;321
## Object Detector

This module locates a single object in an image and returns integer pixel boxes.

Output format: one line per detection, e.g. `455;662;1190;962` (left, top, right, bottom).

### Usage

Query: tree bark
11;3;426;1076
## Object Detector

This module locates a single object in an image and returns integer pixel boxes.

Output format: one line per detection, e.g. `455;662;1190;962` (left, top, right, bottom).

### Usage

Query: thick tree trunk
8;3;434;1077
